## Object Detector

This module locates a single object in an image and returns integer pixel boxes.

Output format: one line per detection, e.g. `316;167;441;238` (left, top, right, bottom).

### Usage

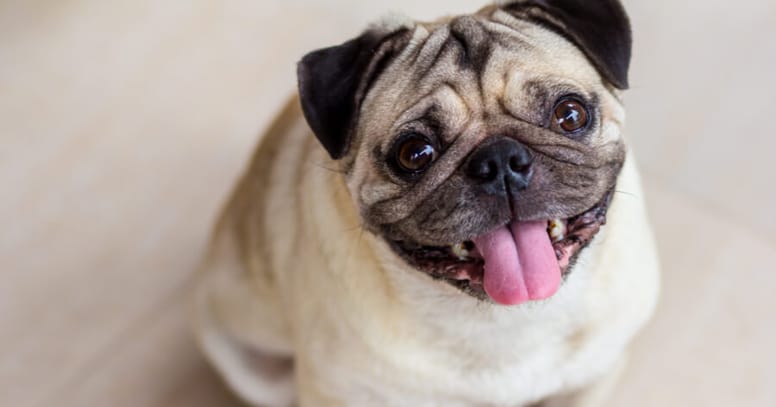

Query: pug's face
298;0;632;305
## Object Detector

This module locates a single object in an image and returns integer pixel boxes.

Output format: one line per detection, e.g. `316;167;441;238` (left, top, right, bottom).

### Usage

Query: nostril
477;160;498;180
509;156;530;174
465;137;533;187
486;161;498;179
509;157;519;172
469;158;499;181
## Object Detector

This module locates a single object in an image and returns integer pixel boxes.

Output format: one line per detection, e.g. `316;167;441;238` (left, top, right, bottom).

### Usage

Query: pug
193;0;660;406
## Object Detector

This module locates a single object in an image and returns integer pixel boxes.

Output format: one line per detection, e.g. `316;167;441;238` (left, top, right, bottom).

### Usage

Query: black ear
297;29;410;160
501;0;632;89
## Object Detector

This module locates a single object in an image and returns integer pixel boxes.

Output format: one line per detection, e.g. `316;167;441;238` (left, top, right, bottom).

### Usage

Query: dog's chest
293;289;623;406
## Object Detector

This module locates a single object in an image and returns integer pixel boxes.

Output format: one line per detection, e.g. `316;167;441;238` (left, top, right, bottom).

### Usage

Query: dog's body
194;2;660;406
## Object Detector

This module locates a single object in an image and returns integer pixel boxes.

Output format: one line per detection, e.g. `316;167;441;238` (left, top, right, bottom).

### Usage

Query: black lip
384;189;615;299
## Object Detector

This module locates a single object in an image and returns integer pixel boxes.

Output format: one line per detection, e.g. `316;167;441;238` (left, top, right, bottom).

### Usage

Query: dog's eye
552;98;589;134
396;135;436;173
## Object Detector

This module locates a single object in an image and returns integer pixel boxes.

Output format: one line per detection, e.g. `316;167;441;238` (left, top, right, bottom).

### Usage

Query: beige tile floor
1;0;775;406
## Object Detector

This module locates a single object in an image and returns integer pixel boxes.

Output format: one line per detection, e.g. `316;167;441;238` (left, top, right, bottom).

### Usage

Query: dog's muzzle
464;136;534;197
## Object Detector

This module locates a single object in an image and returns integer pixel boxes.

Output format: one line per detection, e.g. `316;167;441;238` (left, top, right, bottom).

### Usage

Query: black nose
465;137;533;194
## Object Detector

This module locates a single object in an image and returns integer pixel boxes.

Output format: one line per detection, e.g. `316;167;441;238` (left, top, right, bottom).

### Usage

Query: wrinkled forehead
360;8;604;122
344;8;626;191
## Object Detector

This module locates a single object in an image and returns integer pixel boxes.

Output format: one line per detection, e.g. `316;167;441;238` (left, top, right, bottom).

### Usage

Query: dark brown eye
396;135;436;173
552;98;589;134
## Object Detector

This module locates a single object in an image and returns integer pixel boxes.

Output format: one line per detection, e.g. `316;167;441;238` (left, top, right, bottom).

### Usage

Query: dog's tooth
451;243;470;260
549;219;566;242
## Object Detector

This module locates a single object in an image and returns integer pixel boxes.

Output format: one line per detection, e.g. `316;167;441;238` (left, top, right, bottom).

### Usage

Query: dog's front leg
193;220;296;407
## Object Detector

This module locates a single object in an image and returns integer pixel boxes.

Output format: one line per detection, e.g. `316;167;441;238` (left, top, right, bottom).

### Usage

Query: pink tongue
472;221;561;306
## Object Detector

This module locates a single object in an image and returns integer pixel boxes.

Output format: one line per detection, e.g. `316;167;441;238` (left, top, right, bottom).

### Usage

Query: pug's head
298;0;631;305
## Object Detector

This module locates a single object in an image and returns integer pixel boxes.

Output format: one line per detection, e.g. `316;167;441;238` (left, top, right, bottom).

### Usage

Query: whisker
614;189;638;199
311;161;346;174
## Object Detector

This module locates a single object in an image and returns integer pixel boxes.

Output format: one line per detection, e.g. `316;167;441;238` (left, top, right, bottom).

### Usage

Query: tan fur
350;10;627;248
193;6;660;407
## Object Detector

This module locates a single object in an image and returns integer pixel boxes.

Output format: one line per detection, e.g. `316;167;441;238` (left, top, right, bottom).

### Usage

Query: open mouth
388;191;614;305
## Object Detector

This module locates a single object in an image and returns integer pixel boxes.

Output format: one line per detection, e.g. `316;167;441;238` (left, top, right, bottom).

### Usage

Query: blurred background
1;0;775;405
